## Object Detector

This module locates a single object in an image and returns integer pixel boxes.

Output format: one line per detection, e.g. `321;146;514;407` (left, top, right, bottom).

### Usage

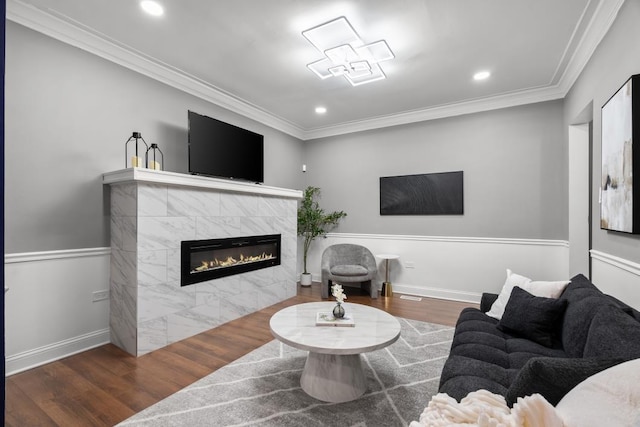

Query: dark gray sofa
438;274;640;405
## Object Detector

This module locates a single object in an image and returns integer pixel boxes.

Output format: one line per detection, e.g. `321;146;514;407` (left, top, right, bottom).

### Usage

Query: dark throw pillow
497;286;567;347
506;357;626;406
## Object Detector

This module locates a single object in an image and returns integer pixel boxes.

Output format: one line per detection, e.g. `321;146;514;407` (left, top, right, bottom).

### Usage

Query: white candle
131;156;142;167
151;161;161;170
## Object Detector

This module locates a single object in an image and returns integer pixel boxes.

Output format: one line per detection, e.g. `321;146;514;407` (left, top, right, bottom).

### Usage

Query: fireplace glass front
181;234;281;286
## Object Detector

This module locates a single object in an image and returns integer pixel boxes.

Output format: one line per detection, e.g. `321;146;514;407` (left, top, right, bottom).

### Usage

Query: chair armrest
480;292;499;313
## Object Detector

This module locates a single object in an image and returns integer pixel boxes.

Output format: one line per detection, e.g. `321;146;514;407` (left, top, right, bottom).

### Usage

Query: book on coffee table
315;312;355;327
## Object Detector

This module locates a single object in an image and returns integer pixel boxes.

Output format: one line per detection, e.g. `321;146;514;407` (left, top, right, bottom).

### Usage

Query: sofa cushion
486;269;569;320
329;264;367;276
605;294;640;321
497;286;567;347
525;279;570;299
564;274;602;292
505;338;566;369
505;357;626;406
558;275;607;357
449;309;508;367
583;304;640;359
486;269;532;320
439;306;567;402
480;292;499;313
438;355;514;401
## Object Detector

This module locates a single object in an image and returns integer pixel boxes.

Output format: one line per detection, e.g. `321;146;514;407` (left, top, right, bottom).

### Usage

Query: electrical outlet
405;261;415;269
92;290;109;302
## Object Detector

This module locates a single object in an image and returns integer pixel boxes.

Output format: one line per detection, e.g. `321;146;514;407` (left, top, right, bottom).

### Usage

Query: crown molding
301;84;567;140
6;0;306;140
302;0;625;140
7;0;624;141
555;0;625;95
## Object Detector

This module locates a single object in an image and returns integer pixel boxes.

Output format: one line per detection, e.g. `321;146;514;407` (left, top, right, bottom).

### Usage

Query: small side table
376;254;399;297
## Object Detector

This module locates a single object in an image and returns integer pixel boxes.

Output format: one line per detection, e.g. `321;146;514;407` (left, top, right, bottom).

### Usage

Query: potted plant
297;186;347;286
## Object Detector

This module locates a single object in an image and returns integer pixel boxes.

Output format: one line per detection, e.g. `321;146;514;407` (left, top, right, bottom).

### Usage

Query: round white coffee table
270;302;401;403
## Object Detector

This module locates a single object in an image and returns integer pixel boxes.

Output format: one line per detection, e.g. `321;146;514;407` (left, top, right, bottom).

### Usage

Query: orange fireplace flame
193;252;275;274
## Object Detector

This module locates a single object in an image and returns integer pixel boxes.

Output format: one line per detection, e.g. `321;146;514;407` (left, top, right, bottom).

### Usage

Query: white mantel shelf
103;168;303;199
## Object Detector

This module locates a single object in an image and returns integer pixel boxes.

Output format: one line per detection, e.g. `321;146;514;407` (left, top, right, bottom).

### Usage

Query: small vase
333;302;345;319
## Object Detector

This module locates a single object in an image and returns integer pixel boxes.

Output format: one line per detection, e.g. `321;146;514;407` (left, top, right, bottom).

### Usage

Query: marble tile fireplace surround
103;168;302;356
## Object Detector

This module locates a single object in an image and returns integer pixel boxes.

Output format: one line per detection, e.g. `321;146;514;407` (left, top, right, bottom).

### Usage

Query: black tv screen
188;111;264;183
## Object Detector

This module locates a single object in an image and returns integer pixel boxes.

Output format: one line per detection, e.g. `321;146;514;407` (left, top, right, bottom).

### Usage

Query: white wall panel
591;250;640;310
7;243;640;376
4;248;111;375
302;233;570;303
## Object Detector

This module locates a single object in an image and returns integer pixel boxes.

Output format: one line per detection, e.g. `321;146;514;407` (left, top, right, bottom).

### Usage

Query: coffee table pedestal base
300;352;366;403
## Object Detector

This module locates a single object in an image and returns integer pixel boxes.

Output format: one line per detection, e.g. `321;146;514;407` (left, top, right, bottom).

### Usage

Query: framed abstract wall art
380;171;464;215
600;74;640;234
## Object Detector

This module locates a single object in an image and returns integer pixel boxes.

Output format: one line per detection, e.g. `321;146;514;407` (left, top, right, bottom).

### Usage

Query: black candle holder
146;143;164;171
124;132;148;168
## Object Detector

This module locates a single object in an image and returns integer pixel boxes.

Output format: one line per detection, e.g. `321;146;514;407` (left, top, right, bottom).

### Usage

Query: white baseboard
392;283;481;304
5;328;111;376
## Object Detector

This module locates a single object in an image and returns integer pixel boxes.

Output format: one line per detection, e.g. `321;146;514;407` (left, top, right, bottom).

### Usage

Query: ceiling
7;0;624;140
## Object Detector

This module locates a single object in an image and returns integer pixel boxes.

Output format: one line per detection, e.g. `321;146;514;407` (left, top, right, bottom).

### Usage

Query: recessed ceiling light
140;1;164;16
473;71;491;81
315;106;327;114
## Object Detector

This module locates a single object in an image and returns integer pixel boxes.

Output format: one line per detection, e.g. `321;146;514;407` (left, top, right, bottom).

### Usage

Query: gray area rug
117;317;454;427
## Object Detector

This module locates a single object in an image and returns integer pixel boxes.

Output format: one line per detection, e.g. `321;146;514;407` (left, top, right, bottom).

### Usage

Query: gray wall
304;100;566;239
4;22;306;253
564;0;640;264
10;4;640;259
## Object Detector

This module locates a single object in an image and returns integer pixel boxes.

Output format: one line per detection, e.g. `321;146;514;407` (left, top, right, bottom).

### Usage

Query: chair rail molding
327;233;569;247
590;250;640;311
590;250;640;276
5;247;111;264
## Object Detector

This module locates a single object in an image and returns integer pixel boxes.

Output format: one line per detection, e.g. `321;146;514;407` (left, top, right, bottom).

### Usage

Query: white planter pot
300;273;312;286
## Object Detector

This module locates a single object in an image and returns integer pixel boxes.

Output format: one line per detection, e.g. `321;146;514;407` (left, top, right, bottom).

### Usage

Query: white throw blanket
409;390;564;427
412;359;640;427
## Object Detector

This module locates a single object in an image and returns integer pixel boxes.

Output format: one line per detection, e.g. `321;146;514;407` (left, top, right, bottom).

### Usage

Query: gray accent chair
321;244;378;299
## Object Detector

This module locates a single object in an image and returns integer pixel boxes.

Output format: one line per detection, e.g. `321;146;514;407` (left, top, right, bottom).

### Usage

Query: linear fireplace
181;234;281;286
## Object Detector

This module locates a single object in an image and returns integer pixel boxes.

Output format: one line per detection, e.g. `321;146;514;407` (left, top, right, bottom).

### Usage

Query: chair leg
364;280;377;299
327;279;333;299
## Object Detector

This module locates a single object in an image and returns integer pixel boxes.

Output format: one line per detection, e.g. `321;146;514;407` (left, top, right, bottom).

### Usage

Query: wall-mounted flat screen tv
188;111;264;183
380;171;464;215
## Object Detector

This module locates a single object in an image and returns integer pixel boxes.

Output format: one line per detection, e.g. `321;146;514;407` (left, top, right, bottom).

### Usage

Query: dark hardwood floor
5;283;477;426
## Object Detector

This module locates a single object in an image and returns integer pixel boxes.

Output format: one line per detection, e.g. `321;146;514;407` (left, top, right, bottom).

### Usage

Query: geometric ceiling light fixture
302;16;394;87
